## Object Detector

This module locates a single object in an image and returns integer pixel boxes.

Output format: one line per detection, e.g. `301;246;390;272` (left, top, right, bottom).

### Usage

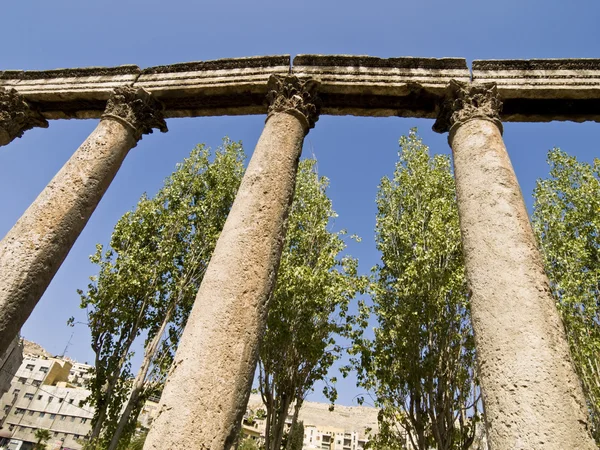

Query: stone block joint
101;86;168;140
433;80;503;139
266;75;321;133
0;88;48;146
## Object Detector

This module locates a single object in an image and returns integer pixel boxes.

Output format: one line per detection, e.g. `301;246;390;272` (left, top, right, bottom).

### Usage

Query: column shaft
143;76;319;450
0;87;166;356
449;115;595;448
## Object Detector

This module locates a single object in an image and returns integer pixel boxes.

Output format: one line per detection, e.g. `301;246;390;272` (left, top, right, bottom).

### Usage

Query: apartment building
0;355;93;450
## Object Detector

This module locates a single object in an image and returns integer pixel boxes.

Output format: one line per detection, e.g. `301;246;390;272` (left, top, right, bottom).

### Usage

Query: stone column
0;87;167;357
0;88;48;146
143;75;320;450
433;81;595;450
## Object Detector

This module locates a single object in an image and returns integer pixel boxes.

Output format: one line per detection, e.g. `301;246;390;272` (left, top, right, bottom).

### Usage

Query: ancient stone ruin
1;55;599;450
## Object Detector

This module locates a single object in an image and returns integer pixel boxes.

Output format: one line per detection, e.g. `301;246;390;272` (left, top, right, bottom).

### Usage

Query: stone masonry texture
449;112;596;448
0;87;166;357
143;76;319;450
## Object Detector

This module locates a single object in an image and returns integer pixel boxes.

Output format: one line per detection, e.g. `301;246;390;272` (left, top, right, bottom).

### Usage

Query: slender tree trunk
90;312;145;440
108;301;177;450
270;393;291;450
285;398;303;450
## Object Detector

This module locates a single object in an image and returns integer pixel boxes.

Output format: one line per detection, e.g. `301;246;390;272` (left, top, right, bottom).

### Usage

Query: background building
0;354;93;450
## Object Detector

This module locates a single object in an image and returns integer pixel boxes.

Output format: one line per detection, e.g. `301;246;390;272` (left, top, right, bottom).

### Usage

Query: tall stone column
0;87;167;357
0;88;48;146
143;75;320;450
433;81;595;450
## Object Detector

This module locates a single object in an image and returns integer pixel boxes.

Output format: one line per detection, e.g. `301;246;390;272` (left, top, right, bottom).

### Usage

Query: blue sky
1;0;599;405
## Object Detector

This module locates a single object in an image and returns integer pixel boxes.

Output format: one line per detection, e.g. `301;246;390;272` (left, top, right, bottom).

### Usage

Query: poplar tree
77;139;245;449
353;129;480;450
532;148;600;443
257;159;367;450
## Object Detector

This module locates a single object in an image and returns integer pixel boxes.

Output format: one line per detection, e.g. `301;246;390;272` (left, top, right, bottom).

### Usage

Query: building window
39;412;45;418
39;367;49;373
3;405;9;414
48;397;54;403
18;377;27;384
25;364;34;370
50;414;56;419
13;389;20;395
8;425;14;431
24;393;34;400
70;416;75;422
28;410;34;416
60;415;66;421
58;398;64;403
81;418;88;424
68;399;74;404
38;395;43;400
32;380;41;387
14;408;25;414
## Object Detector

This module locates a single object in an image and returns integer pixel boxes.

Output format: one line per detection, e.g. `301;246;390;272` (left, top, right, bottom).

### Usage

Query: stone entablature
2;55;599;122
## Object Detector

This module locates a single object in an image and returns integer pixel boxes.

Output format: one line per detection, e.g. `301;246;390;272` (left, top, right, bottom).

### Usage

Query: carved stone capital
266;75;320;132
102;87;168;140
0;88;49;146
433;80;503;136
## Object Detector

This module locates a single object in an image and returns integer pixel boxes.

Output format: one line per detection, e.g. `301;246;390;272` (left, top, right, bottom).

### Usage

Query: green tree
34;429;51;450
286;420;304;450
532;148;600;442
238;438;260;450
257;158;367;450
77;139;245;449
353;129;480;450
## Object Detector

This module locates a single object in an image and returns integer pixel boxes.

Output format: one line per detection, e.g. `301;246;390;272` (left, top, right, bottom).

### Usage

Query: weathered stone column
433;80;595;450
143;75;320;450
0;88;48;146
0;87;167;356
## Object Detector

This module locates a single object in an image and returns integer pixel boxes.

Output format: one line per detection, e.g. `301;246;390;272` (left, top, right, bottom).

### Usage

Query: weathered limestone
0;88;48;146
472;59;600;122
0;56;290;119
293;54;470;117
3;56;600;121
143;75;320;450
434;80;596;450
0;87;166;357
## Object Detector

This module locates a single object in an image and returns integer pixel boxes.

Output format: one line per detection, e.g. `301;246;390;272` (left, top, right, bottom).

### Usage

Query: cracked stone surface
450;118;596;450
144;77;319;450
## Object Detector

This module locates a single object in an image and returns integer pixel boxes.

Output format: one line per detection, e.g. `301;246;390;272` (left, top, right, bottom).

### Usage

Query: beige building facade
0;355;93;450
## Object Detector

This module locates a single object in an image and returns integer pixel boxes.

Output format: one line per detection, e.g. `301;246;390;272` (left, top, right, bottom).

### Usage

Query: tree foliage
77;139;245;448
257;158;367;450
34;428;51;450
353;129;480;450
532;148;600;442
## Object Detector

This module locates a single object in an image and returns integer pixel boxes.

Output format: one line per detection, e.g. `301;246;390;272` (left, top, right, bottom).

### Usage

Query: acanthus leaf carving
433;80;503;135
102;87;168;140
0;88;49;146
266;75;321;132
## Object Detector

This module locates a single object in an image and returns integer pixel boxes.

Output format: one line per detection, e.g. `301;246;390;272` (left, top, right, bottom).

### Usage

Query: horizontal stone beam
0;56;291;119
473;59;600;122
2;56;600;122
293;54;470;118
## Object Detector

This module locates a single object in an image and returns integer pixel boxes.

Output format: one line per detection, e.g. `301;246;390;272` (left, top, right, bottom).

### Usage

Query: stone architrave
433;80;596;450
0;87;167;357
143;75;320;450
0;88;48;146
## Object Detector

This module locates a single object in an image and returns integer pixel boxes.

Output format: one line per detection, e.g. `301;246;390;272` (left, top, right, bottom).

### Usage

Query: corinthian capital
433;80;503;135
102;87;168;140
0;88;49;146
266;75;320;132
